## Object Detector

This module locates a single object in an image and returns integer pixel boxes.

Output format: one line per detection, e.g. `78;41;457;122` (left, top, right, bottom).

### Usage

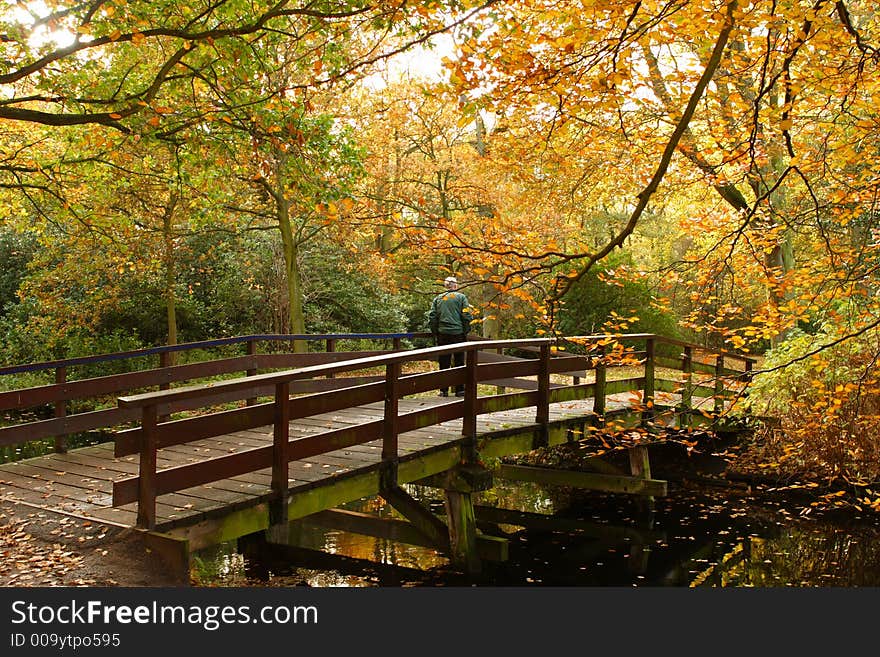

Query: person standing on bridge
427;276;473;397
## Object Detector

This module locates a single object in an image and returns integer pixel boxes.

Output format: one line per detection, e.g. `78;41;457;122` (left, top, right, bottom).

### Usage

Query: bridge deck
0;393;654;534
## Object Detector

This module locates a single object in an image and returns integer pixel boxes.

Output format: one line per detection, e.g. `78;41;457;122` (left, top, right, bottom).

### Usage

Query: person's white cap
444;276;458;284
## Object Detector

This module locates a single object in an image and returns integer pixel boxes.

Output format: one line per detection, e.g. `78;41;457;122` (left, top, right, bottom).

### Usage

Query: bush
744;324;880;483
0;229;37;315
556;253;686;339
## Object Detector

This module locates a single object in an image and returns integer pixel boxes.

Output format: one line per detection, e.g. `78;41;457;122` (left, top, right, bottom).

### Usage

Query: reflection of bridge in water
0;332;755;581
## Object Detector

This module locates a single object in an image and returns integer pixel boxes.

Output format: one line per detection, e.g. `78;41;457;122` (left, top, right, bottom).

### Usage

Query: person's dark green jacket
427;290;472;335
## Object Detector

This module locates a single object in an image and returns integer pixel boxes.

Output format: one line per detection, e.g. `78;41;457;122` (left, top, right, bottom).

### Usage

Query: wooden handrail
0;332;432;376
116;339;550;409
0;332;756;460
0;333;428;450
559;333;757;368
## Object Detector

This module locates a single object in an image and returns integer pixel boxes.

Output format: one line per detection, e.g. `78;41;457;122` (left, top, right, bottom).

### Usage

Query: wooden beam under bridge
465;505;666;543
497;463;668;497
295;508;508;562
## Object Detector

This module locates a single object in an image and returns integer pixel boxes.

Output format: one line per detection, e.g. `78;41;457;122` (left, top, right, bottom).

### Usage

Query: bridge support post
628;444;655;514
442;463;494;576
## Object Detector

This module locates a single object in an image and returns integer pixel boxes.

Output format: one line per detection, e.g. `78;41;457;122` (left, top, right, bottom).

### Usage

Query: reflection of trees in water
742;528;880;587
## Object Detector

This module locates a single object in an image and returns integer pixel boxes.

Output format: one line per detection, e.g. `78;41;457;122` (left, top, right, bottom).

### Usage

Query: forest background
1;0;878;510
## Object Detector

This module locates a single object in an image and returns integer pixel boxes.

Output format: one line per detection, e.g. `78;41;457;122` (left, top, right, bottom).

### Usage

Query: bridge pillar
628;444;656;512
441;463;494;576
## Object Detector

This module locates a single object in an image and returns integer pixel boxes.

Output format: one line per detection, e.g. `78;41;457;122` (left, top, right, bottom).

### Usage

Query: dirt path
0;500;188;587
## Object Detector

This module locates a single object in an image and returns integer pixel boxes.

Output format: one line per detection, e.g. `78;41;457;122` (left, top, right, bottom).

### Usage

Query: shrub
744;324;880;484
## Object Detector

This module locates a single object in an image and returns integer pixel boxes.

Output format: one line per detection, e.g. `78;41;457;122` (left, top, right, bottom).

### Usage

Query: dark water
192;444;880;588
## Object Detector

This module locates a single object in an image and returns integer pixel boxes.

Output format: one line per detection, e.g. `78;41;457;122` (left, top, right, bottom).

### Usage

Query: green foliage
302;243;407;335
744;321;880;483
556;253;684;339
0;229;36;315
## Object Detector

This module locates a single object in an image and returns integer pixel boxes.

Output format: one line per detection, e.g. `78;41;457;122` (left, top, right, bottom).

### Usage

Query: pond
191;443;880;588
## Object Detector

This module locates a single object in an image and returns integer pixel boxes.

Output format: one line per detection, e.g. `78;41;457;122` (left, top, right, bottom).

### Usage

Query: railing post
740;358;754;403
136;403;158;530
159;351;171;389
382;362;401;462
54;366;67;454
271;381;290;497
326;338;336;379
495;345;506;394
714;355;725;417
246;339;258;405
642;337;655;426
536;342;550;425
594;343;607;424
680;346;693;429
158;351;171;423
462;348;478;459
392;336;401;351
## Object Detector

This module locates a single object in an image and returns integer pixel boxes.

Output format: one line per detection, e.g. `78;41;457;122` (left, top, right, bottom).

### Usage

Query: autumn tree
0;1;501;353
434;0;880;486
344;77;534;335
444;0;879;350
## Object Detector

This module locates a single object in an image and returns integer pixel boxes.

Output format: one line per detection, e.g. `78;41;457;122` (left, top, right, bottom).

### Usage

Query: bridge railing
558;333;756;421
0;332;430;454
113;338;560;528
111;334;756;529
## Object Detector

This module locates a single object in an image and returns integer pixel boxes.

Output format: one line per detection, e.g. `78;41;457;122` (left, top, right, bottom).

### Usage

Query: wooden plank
4;455;129;488
0;467;192;524
6;458;227;520
497;463;667;497
113;445;274;506
115;377;423;457
379;485;449;549
475;349;588;377
0;482;137;526
252;350;395;369
114;402;275;457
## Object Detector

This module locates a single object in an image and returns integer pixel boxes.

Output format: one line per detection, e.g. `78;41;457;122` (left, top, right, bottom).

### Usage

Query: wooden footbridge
0;332;755;580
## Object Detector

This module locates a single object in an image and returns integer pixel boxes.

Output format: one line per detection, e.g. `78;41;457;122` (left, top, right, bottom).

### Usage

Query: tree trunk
277;203;307;353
